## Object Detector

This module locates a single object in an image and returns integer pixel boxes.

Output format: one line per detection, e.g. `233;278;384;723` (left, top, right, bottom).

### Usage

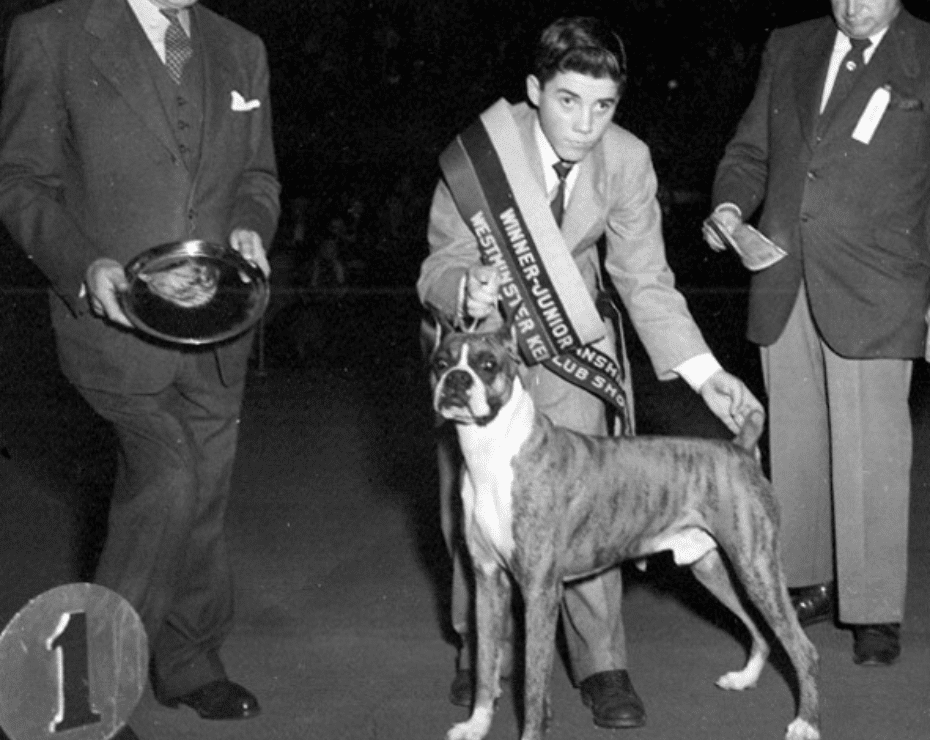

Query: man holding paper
420;15;761;729
706;0;930;665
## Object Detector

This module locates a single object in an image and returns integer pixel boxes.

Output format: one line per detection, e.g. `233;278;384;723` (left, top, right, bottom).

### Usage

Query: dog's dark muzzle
438;369;474;407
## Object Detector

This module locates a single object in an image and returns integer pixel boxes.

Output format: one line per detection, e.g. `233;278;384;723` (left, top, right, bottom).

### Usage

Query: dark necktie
161;9;192;85
820;37;871;125
550;160;573;227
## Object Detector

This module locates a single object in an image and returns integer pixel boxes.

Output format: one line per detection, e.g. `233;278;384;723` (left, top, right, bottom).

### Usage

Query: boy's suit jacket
0;0;280;392
714;10;930;358
419;101;710;381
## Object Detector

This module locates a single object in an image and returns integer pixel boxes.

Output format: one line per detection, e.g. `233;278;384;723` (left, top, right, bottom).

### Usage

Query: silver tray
120;240;269;345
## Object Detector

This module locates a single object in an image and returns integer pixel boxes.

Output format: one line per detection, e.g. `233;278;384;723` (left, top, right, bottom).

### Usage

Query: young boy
418;16;761;728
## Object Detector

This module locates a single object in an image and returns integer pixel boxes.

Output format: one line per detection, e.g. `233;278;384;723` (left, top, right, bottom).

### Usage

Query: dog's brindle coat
431;325;820;740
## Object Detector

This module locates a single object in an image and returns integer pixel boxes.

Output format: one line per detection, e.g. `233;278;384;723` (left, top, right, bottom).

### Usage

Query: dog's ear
492;313;520;362
424;302;456;349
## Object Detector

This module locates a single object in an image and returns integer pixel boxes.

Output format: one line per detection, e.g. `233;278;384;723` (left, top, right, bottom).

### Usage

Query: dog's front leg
446;561;511;740
519;577;561;740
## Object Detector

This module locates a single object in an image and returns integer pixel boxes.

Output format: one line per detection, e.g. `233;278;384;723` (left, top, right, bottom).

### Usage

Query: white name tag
852;86;891;144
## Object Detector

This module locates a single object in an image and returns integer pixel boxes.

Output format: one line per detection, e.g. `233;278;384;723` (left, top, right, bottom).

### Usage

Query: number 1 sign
0;584;147;740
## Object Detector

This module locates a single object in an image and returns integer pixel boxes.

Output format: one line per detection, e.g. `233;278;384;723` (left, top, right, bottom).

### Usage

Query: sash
439;99;635;435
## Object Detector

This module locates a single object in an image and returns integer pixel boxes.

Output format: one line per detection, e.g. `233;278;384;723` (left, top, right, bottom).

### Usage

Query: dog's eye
433;358;450;372
480;358;498;374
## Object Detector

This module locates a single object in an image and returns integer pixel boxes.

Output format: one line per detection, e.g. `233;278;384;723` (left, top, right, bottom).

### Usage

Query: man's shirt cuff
675;353;722;391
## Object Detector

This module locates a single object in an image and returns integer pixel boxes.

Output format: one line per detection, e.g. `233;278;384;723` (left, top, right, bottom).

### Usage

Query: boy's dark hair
533;17;627;95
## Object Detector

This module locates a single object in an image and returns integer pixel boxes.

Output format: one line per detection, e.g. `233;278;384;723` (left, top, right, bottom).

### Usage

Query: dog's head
428;313;521;426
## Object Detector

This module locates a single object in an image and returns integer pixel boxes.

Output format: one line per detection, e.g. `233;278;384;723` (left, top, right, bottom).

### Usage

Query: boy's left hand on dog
699;370;763;434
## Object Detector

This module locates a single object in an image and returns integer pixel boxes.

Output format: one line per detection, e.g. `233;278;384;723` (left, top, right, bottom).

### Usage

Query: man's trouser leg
762;288;912;622
527;329;626;681
80;351;245;698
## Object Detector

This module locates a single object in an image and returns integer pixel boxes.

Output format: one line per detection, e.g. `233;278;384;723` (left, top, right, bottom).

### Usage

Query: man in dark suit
421;16;762;729
0;0;280;727
706;0;929;665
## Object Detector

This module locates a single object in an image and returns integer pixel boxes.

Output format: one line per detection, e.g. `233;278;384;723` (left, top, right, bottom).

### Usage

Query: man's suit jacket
0;0;280;393
714;10;930;358
419;101;710;382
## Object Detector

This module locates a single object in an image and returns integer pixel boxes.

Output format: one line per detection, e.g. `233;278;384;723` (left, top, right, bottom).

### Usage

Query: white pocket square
230;91;261;112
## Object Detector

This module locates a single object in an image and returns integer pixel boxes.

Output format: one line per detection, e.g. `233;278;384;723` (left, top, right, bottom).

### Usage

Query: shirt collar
533;116;580;195
126;0;191;38
832;24;890;63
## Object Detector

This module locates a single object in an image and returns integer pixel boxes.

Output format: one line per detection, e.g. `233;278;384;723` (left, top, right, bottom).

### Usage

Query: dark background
2;0;911;291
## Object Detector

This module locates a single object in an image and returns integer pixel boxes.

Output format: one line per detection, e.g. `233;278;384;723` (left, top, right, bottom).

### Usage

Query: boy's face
527;71;620;163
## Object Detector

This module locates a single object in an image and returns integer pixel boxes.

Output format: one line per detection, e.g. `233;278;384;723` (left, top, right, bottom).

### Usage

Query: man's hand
464;264;501;320
702;205;742;252
85;258;132;327
229;228;270;277
699;369;763;435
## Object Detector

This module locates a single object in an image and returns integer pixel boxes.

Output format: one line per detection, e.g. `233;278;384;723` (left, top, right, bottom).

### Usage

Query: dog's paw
446;708;493;740
715;669;760;691
785;717;820;740
715;650;765;691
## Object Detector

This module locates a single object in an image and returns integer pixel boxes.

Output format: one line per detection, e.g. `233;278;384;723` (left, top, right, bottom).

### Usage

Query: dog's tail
733;409;765;453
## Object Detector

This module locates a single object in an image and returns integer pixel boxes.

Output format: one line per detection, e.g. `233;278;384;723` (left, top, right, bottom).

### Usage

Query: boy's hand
464;264;501;320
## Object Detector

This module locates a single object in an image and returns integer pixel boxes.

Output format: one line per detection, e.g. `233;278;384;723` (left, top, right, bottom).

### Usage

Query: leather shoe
579;670;646;729
789;582;835;627
160;679;261;720
853;623;901;666
114;726;141;740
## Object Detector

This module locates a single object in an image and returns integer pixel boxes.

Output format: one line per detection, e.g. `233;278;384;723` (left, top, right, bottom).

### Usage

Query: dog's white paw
715;651;765;691
715;669;760;691
785;717;820;740
446;708;493;740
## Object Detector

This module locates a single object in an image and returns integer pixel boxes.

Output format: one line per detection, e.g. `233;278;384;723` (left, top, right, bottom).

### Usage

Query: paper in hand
704;217;787;272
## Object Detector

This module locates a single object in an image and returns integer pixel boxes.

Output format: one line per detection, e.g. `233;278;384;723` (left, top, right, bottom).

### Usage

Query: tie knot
848;37;871;55
553;160;573;181
160;8;182;26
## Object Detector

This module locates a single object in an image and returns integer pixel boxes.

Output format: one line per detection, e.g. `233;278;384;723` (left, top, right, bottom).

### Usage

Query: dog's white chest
456;390;534;566
461;440;517;564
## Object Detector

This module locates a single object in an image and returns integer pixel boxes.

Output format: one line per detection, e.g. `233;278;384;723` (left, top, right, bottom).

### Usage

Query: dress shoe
789;582;835;627
160;679;261;720
579;669;646;729
853;623;901;666
114;726;141;740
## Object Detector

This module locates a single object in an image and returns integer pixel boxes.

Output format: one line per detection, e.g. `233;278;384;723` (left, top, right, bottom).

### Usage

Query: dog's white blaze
435;343;493;420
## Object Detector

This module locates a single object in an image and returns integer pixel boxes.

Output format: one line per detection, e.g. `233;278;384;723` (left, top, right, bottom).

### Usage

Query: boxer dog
430;320;820;740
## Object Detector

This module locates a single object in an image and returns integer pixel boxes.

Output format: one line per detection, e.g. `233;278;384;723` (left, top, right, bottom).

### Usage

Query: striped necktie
551;160;573;227
161;9;192;85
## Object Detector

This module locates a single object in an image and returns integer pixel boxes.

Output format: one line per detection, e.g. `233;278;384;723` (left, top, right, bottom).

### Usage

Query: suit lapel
795;19;837;147
561;148;604;252
515;105;605;252
192;6;237;176
87;0;182;161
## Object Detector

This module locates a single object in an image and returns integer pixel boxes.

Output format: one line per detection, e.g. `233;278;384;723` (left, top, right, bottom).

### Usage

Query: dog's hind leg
519;578;561;740
690;548;770;690
726;547;821;740
447;562;511;740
